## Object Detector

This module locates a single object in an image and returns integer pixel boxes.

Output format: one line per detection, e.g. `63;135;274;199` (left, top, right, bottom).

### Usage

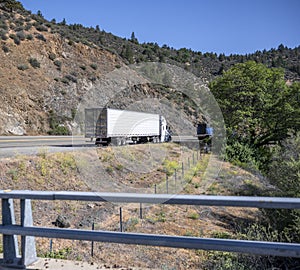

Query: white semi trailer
85;108;171;145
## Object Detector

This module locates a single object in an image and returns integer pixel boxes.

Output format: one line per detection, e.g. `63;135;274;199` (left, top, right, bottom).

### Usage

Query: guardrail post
20;199;37;267
1;198;20;266
119;207;123;232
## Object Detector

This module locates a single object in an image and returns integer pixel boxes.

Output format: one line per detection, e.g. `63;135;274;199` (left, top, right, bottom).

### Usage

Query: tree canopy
209;61;300;148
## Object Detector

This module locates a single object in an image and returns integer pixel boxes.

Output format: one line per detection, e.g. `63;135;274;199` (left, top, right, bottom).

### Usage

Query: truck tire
121;138;127;145
111;137;122;146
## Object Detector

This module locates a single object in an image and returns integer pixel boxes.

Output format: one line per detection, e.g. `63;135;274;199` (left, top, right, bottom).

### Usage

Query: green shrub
17;64;29;71
0;32;8;40
49;53;56;61
35;24;48;32
64;74;77;83
9;33;16;39
187;211;199;220
26;34;33;40
264;132;300;242
15;19;24;27
225;141;258;170
68;39;74;46
0;22;8;30
42;247;72;260
54;60;62;69
60;77;69;84
15;26;24;32
90;63;98;70
13;35;20;45
24;23;32;31
48;125;69;135
16;31;26;40
29;58;40;68
36;34;46;42
163;159;179;176
2;45;9;53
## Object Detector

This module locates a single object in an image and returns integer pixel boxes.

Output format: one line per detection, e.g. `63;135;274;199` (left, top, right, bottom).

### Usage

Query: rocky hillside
0;2;299;135
0;5;205;136
0;7;124;135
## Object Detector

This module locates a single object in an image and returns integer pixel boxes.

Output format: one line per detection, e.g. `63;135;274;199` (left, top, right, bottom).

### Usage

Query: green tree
130;31;138;44
37;10;43;18
60;18;66;25
209;61;299;148
121;44;134;64
264;132;300;243
268;132;300;197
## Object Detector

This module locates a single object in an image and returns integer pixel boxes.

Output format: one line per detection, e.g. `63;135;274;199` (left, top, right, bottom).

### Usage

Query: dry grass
0;143;269;269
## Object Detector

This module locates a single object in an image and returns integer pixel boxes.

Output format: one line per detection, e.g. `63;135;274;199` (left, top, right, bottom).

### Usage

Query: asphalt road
0;136;95;158
0;135;199;158
0;135;90;148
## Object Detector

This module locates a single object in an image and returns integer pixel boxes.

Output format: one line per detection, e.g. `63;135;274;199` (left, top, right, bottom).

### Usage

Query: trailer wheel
111;138;121;146
121;138;127;146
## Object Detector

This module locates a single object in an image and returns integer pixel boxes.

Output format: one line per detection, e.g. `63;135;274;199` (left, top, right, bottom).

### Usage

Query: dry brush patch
0;143;269;269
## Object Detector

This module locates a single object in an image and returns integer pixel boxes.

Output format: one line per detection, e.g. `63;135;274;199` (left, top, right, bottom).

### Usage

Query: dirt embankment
0;9;123;135
0;143;272;269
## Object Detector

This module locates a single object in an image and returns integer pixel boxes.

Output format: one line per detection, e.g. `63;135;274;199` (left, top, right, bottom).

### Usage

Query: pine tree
130;31;138;44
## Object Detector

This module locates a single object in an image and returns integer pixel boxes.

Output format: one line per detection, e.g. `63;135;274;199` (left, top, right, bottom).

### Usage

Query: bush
90;63;98;70
48;111;70;135
24;23;32;31
2;45;9;53
17;64;29;71
26;34;33;40
54;60;62;69
60;77;69;84
0;30;8;40
49;53;56;61
36;34;46;42
64;74;77;83
268;132;300;197
203;223;300;269
264;132;300;242
28;58;40;68
0;22;8;30
48;125;69;135
225;141;258;168
35;24;48;32
16;31;26;41
13;36;20;45
14;26;24;32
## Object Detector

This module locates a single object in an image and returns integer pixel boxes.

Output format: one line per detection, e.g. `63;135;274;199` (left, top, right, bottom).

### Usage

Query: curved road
0;135;198;158
0;135;90;148
0;136;94;158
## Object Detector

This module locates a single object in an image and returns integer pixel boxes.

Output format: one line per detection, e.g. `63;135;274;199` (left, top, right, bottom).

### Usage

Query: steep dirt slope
0;144;273;269
0;10;122;135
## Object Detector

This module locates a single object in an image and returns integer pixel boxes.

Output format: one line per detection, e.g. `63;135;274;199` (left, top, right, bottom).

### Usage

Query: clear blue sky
19;0;299;55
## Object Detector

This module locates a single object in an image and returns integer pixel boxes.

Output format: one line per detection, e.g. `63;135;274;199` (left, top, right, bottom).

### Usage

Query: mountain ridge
0;2;299;135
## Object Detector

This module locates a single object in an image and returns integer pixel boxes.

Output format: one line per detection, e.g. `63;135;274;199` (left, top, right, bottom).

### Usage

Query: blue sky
19;0;299;55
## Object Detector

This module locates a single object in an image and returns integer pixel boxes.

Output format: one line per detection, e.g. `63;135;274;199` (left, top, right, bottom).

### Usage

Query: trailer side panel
107;108;160;137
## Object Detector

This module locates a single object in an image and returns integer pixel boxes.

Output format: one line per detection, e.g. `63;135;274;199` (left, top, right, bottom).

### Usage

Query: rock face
0;9;206;136
0;9;123;135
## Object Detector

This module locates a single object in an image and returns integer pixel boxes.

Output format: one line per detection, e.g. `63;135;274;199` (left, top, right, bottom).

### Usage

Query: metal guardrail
1;190;300;269
1;190;300;208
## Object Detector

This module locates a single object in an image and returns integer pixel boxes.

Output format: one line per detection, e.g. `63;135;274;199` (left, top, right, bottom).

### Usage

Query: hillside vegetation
0;1;300;269
0;1;299;135
0;144;275;269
